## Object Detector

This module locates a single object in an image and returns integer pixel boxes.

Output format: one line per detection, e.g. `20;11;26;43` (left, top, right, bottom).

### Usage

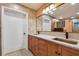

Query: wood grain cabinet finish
28;35;79;56
28;35;39;55
47;42;61;56
61;46;79;56
31;36;38;55
38;39;48;56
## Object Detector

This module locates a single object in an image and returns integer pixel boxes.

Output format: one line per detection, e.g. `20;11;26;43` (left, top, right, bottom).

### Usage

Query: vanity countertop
29;34;79;51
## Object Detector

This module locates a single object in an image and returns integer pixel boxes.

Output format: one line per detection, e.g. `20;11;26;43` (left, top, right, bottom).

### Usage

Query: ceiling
50;3;79;19
21;3;44;10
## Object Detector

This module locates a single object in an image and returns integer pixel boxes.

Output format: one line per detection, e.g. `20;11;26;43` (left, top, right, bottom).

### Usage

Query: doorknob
24;33;26;35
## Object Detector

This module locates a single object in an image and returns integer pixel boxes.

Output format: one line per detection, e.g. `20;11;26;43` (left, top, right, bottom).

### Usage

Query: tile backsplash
40;32;79;40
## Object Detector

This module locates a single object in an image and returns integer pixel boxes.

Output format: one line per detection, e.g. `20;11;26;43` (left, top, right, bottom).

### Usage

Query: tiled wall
40;31;79;40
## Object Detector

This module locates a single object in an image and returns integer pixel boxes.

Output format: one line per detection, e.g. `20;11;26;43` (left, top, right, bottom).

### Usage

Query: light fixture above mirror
50;4;55;9
42;4;56;15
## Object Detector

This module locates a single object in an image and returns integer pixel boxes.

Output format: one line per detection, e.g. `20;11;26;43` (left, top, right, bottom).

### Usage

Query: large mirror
36;3;79;33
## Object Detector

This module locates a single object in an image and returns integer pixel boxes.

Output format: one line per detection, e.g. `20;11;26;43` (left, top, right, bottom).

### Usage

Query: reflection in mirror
37;15;79;33
37;3;79;33
52;19;65;32
72;19;79;32
37;15;52;32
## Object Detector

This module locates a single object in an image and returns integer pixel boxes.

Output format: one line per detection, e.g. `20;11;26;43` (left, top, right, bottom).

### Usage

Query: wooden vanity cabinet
28;35;79;56
47;43;79;56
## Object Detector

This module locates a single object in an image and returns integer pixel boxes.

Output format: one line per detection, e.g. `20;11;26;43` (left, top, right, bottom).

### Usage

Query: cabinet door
33;37;38;55
31;36;38;55
48;42;61;56
61;46;79;56
28;35;32;50
38;39;48;56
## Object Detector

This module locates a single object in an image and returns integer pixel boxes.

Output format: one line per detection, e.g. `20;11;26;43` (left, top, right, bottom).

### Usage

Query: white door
2;13;27;54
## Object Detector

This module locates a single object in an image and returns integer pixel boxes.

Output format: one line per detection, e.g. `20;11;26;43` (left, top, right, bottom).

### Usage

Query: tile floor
5;49;33;56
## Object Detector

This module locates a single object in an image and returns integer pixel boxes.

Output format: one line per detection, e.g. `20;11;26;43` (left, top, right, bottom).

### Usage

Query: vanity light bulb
76;12;79;15
53;8;56;11
59;17;63;19
14;5;19;9
49;10;54;14
42;10;45;14
71;17;75;19
50;4;55;9
46;7;50;12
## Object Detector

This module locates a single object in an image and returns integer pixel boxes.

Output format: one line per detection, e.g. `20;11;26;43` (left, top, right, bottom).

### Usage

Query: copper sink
53;38;78;45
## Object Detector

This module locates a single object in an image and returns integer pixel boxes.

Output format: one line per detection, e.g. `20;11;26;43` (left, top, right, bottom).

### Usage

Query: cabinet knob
55;51;61;55
55;51;58;54
58;53;61;55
